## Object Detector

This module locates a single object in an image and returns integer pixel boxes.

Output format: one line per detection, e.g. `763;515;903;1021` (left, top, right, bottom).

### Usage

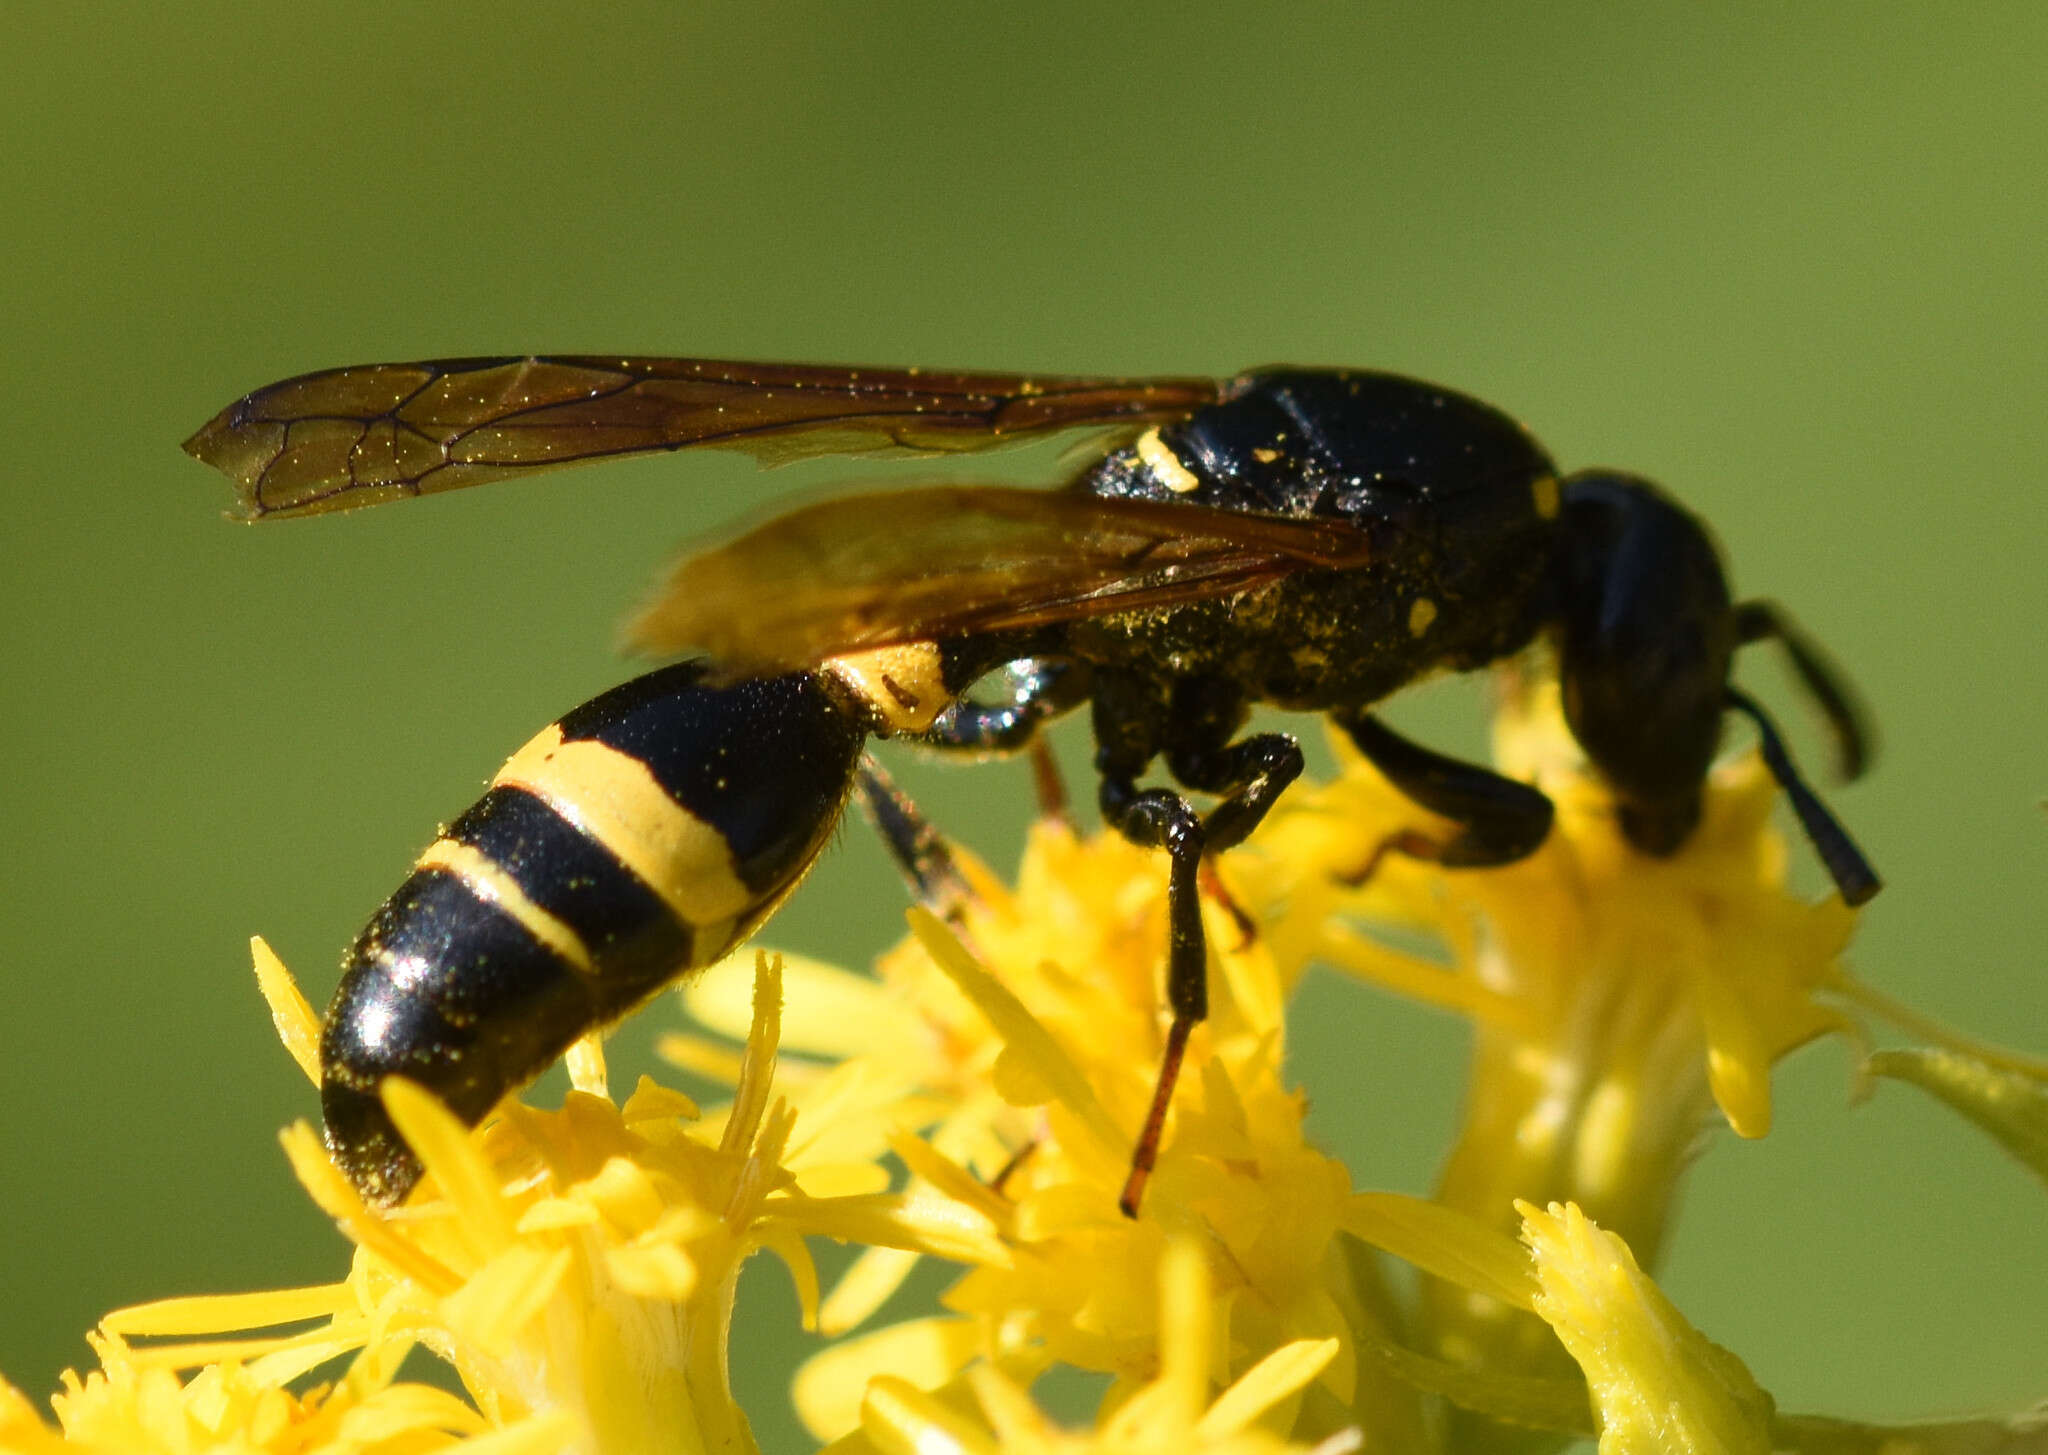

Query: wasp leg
1097;677;1309;1215
1171;729;1302;946
854;755;975;918
918;658;1091;753
1172;732;1305;851
1335;711;1555;880
1027;739;1072;824
1097;771;1207;1218
986;1137;1040;1196
1733;599;1873;782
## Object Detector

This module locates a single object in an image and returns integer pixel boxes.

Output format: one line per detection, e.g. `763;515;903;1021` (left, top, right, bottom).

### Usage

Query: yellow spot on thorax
1408;597;1438;637
822;641;950;734
1531;474;1561;520
1135;427;1201;493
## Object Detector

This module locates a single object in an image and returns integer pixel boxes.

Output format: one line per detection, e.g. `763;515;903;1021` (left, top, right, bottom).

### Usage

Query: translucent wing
626;484;1375;673
184;356;1223;519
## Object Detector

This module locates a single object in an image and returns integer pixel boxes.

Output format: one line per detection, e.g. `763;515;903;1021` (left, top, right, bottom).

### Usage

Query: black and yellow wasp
186;355;1879;1212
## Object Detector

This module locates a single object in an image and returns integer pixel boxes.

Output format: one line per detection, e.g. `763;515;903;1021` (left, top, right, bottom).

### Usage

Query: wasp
185;356;1880;1213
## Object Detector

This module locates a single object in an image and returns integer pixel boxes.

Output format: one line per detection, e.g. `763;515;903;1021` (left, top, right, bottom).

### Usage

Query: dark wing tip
182;400;275;521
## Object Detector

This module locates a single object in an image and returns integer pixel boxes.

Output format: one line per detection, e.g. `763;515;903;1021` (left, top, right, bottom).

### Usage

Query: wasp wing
184;356;1223;520
626;485;1374;673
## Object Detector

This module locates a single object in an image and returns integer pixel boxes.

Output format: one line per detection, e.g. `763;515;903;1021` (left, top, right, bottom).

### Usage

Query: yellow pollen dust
1408;597;1438;636
1531;474;1561;519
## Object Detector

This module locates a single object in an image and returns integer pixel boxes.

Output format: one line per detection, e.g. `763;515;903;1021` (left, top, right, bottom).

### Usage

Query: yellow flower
1521;1192;2048;1455
1254;678;1858;1236
16;655;2039;1455
1238;674;1861;1424
722;819;1582;1452
0;1324;575;1453
34;943;1004;1455
1521;1200;1772;1455
684;823;1383;1446
827;1239;1352;1455
687;745;1827;1450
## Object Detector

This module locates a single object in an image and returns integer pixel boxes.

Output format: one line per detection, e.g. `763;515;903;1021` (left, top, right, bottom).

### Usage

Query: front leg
1334;709;1555;882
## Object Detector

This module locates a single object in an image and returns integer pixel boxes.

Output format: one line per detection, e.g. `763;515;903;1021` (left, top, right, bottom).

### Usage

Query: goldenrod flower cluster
5;676;2043;1455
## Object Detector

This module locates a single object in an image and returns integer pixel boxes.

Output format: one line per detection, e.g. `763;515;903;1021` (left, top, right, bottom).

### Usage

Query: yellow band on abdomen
416;837;595;975
495;725;754;930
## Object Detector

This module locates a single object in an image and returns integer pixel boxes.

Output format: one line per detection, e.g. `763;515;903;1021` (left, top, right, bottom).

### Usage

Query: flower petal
249;936;322;1086
1193;1336;1339;1440
861;1373;999;1455
1521;1200;1773;1455
907;908;1126;1164
1342;1192;1537;1311
795;1317;982;1441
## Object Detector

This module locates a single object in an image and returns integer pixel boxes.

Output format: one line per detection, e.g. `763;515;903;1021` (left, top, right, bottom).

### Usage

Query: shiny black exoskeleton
186;358;1880;1211
316;666;867;1199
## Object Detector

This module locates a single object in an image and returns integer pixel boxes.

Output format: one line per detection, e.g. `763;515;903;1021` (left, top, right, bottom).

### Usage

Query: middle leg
1095;675;1307;1215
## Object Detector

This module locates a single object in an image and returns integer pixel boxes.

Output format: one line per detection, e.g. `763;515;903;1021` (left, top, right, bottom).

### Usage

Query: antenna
1725;687;1881;905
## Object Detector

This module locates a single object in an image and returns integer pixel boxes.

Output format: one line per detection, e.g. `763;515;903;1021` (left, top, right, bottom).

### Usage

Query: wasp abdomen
319;662;867;1203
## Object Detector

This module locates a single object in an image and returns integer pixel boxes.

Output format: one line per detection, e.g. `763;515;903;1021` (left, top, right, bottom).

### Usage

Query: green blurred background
4;4;2044;1445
